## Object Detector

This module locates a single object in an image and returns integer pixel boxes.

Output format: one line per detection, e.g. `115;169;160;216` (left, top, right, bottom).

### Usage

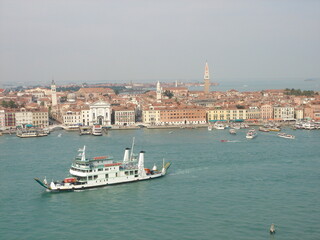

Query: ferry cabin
69;156;142;186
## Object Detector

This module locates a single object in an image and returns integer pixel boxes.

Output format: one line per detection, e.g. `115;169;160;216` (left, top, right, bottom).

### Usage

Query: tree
163;90;174;99
8;100;18;108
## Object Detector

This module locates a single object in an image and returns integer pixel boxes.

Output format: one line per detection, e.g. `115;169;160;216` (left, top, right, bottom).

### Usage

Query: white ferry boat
34;141;171;192
16;128;48;138
246;129;257;139
92;124;103;136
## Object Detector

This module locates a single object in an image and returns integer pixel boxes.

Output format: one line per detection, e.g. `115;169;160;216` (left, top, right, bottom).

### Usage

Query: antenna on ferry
81;145;86;161
130;137;135;161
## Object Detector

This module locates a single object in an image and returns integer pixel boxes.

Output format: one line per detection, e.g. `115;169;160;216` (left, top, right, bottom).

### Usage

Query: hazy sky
0;0;319;85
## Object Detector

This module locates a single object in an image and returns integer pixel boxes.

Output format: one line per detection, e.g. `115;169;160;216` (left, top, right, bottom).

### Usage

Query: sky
0;0;319;86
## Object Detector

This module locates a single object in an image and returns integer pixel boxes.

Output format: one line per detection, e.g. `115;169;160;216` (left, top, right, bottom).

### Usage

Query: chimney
138;151;145;170
123;148;130;163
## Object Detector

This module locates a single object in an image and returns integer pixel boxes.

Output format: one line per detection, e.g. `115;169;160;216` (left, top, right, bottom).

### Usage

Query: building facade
32;109;49;127
273;106;295;121
89;101;111;126
159;106;206;125
142;107;161;125
15;109;33;127
207;108;247;121
260;104;273;120
113;107;136;126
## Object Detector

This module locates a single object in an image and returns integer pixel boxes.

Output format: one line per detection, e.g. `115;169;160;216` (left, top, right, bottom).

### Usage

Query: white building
62;110;81;126
89;101;111;126
81;108;90;126
273;106;295;121
0;110;6;129
15;109;33;127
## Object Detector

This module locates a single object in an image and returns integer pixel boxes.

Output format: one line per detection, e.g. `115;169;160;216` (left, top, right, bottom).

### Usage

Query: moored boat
79;126;92;135
92;125;103;136
269;127;281;132
16;128;48;138
34;140;171;192
259;127;270;132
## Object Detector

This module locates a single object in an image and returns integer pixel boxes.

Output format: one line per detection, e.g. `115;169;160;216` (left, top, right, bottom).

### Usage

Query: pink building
260;104;273;120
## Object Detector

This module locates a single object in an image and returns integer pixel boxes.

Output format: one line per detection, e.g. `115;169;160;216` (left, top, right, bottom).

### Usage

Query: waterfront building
156;81;162;103
62;110;81;126
260;104;273;120
142;106;161;125
295;108;304;120
0;110;6;128
5;111;15;127
89;101;111;126
15;109;33;127
113;106;136;126
304;102;320;120
246;107;261;121
207;108;247;122
159;106;206;125
81;107;90;126
273;106;295;121
32;109;49;127
51;80;58;106
204;62;210;94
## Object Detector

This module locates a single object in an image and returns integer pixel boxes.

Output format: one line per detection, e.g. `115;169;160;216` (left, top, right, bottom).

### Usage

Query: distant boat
270;224;275;234
259;127;270;132
214;122;225;130
79;126;92;136
278;133;295;139
92;125;103;136
57;133;62;138
229;129;236;134
269;127;281;132
208;125;213;131
246;129;257;139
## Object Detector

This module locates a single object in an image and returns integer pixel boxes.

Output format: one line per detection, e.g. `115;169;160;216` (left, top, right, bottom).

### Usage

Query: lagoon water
1;128;320;240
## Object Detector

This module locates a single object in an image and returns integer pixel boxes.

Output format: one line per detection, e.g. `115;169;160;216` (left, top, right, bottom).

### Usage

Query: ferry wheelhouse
35;141;171;192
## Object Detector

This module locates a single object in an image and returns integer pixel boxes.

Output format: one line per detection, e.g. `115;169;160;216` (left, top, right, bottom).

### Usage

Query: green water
1;128;319;240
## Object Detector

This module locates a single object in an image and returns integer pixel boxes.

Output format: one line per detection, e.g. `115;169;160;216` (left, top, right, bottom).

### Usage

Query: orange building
159;106;206;125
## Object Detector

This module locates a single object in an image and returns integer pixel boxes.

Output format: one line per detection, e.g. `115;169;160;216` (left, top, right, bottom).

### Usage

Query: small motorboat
229;129;236;134
270;223;275;234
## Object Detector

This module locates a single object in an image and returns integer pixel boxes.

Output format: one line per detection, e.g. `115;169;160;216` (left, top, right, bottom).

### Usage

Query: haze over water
1;128;319;239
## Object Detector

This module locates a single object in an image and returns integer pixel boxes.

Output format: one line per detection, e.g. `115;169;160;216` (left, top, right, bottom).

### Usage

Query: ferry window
98;169;103;171
135;170;138;174
125;171;128;176
94;175;98;180
88;176;92;180
130;171;133;175
115;173;118;177
105;174;108;178
105;168;109;171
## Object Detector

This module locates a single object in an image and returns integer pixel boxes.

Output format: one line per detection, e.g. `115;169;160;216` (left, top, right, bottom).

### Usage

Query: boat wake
170;167;209;176
220;140;241;143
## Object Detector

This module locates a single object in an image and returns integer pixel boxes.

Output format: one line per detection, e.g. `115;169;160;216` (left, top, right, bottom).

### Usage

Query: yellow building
207;108;247;121
32;109;49;127
142;106;161;125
